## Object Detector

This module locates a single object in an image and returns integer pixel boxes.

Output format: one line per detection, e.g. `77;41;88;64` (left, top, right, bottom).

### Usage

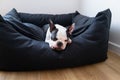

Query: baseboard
108;41;120;56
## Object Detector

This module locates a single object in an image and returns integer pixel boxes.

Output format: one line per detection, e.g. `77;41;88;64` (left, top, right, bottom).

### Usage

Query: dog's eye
53;38;58;41
65;39;68;42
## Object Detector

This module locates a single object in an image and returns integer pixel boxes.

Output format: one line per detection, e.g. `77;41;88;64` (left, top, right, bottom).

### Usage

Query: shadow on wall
109;25;120;45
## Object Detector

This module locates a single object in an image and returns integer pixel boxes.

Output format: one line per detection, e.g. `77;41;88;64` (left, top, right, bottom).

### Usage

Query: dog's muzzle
57;41;63;48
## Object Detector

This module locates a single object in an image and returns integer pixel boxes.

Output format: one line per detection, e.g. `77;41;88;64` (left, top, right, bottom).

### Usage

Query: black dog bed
0;8;111;71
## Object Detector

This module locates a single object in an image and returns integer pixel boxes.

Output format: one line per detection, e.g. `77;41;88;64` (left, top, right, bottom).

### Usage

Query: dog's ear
67;23;75;35
49;20;56;32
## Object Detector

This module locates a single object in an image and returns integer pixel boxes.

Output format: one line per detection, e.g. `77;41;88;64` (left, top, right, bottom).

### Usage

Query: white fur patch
45;24;72;50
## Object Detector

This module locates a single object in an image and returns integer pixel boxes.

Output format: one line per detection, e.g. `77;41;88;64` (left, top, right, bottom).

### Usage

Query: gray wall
0;0;80;15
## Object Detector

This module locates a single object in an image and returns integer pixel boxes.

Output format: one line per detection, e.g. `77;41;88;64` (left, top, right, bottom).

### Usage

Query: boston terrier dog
45;20;74;51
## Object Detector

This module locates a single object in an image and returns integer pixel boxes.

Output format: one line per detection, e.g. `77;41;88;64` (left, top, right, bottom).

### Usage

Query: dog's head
48;20;74;51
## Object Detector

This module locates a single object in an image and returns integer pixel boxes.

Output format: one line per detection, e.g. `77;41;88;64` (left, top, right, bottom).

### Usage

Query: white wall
78;0;120;54
0;0;80;15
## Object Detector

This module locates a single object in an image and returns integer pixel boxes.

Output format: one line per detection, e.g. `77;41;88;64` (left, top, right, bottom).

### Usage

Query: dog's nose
57;41;63;47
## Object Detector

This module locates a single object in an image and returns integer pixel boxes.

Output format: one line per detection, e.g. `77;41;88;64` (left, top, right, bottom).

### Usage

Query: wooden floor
0;51;120;80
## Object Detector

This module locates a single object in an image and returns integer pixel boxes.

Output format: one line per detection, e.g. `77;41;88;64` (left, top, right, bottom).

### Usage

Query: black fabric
0;8;111;71
0;15;5;23
19;10;79;27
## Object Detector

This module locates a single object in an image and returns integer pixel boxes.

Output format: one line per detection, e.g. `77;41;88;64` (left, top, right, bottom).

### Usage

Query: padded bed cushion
0;8;111;71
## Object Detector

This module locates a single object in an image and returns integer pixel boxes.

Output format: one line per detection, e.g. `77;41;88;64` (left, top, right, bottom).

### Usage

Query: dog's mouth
51;46;65;51
50;41;72;51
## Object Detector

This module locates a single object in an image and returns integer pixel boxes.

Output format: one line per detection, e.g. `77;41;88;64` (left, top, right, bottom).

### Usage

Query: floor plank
0;51;120;80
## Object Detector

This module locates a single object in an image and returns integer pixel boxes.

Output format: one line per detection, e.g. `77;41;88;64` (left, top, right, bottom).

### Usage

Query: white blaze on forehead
55;24;67;39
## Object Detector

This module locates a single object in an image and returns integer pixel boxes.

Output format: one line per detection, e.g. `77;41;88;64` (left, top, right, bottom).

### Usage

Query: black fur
51;28;58;41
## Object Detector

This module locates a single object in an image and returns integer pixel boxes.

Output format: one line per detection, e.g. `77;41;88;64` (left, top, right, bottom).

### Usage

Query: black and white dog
45;20;74;51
